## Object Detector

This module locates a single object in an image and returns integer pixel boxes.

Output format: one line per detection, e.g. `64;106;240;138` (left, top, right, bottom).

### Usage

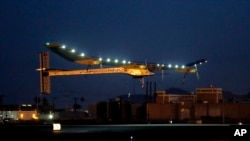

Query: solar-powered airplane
37;42;207;94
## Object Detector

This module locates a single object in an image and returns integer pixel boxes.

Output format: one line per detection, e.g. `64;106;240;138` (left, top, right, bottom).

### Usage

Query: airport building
90;85;250;124
1;85;250;124
196;86;223;103
155;90;196;104
146;86;250;123
0;104;39;124
155;85;223;104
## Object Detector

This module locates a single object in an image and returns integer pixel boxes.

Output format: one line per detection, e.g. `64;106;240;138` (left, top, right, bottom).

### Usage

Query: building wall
194;104;221;119
96;101;108;122
88;103;97;119
208;104;221;117
155;94;168;103
17;110;38;120
238;104;250;119
147;103;250;123
147;103;177;120
223;103;250;121
0;110;38;121
131;104;141;119
196;87;223;103
92;101;142;122
155;93;196;104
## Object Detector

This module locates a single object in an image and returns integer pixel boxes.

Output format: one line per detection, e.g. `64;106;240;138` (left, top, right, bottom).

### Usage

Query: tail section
39;52;51;94
181;59;207;84
185;59;207;67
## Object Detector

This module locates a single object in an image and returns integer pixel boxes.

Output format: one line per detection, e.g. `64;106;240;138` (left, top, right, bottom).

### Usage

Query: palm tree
80;97;85;110
73;97;81;112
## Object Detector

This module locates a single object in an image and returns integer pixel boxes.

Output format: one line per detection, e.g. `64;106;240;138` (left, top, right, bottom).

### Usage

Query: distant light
49;114;53;119
71;49;75;53
181;65;185;69
107;58;111;62
122;60;126;64
114;59;118;63
128;61;131;64
46;42;50;46
53;123;61;131
130;136;133;140
169;120;173;124
168;64;172;68
99;58;102;61
175;65;179;68
20;113;24;119
157;64;160;67
161;64;165;67
80;53;85;57
32;114;39;120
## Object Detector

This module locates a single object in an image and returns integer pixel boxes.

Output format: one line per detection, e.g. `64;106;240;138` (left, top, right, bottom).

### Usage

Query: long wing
44;42;153;68
44;42;102;65
44;42;207;73
45;42;137;67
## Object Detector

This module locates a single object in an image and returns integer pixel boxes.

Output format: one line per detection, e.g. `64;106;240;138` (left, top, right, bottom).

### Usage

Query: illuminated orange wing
44;42;207;74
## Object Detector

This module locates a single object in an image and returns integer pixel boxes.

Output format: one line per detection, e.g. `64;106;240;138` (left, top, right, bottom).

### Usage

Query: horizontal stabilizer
185;59;207;67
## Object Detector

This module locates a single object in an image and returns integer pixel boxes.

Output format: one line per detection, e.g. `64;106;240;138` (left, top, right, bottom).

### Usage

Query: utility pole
52;96;56;112
145;81;149;103
35;95;41;111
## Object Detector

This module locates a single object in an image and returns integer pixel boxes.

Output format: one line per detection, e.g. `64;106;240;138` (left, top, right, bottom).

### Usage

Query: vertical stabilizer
39;52;51;94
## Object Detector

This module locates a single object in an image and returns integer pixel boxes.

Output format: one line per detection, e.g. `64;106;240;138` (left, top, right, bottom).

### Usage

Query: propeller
182;59;207;84
182;71;198;84
195;65;200;80
161;70;164;80
140;77;145;88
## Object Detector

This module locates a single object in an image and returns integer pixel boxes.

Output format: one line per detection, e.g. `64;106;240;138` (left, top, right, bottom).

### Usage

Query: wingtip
44;42;61;48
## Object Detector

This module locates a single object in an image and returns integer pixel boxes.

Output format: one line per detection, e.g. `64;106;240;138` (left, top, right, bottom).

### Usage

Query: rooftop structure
196;85;223;103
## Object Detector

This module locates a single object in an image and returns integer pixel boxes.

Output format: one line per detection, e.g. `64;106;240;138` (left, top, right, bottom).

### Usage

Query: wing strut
140;77;145;88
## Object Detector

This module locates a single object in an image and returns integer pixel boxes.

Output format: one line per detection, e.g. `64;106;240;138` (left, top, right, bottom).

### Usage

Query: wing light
80;53;85;56
61;45;66;49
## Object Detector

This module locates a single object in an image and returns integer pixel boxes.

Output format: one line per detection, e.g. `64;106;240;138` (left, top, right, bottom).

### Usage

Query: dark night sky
1;0;250;108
